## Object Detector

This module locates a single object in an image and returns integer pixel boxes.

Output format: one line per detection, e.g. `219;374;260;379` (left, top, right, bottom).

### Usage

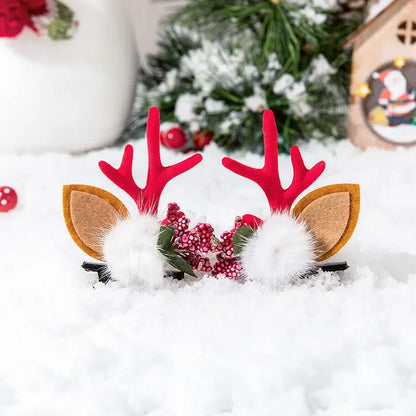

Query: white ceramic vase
0;0;137;153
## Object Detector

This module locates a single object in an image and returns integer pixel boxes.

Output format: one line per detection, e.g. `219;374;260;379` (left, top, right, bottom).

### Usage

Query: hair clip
219;110;360;287
63;108;360;289
63;107;203;288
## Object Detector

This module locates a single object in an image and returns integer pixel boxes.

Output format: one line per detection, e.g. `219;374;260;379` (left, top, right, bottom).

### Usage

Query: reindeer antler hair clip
63;107;203;287
221;110;360;287
63;108;360;288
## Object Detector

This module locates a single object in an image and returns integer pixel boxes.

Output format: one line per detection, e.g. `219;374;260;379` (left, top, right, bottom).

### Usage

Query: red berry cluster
162;203;215;273
189;254;212;273
162;205;263;280
163;203;190;237
212;256;243;279
211;219;247;280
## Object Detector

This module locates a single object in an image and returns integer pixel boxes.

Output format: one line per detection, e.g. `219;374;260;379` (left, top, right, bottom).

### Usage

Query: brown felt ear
63;185;129;260
292;184;360;262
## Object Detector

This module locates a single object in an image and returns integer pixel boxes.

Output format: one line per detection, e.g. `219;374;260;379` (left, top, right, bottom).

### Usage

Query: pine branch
121;0;364;153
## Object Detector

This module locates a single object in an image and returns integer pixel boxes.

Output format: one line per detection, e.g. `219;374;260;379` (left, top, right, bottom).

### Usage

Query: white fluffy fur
103;214;165;289
241;212;316;288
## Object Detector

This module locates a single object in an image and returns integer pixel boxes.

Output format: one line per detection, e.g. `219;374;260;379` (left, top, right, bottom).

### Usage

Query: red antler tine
285;145;326;209
222;110;325;213
98;144;140;202
99;107;203;216
142;107;203;214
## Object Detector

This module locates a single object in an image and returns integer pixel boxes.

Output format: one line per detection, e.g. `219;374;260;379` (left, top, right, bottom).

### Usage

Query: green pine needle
122;0;363;153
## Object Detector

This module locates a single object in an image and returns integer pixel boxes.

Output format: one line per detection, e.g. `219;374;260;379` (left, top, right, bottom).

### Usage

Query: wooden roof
343;0;412;49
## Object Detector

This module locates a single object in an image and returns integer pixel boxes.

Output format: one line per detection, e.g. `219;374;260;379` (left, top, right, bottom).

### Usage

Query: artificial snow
244;86;268;113
1;139;416;415
286;82;307;101
366;0;394;21
205;98;227;114
180;40;244;94
308;55;336;85
174;93;203;129
290;7;326;25
273;74;295;95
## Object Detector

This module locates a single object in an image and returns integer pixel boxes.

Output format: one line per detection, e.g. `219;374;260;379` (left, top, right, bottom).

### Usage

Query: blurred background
1;0;401;155
132;0;187;61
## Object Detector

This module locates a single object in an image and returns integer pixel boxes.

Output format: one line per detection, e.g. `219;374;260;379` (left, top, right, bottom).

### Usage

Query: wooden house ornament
344;0;416;149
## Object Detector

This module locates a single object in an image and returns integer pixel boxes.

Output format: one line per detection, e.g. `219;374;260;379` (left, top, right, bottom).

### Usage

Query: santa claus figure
373;69;416;126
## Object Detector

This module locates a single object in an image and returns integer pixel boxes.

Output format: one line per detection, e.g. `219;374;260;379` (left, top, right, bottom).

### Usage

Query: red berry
0;186;18;213
160;127;187;150
193;131;213;150
212;256;242;280
162;203;217;273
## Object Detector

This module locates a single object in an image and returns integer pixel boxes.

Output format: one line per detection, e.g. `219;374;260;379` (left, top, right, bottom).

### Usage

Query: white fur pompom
103;214;165;289
241;212;316;288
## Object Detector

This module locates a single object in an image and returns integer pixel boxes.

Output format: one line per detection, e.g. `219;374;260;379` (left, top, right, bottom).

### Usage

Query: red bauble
193;130;213;150
0;0;48;38
160;127;187;150
0;186;18;212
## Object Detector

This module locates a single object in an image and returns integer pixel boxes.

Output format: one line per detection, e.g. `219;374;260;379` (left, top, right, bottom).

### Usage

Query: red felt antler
222;110;325;213
99;107;203;215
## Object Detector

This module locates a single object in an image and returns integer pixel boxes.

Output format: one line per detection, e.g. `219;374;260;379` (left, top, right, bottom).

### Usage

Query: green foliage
163;251;196;277
158;225;196;276
47;1;75;41
233;226;255;257
123;0;363;153
157;225;175;251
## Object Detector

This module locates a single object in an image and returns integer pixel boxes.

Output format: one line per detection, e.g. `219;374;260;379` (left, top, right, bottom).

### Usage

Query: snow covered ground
1;138;416;415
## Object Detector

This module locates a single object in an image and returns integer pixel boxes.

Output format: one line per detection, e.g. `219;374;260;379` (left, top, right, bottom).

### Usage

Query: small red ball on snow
0;186;18;213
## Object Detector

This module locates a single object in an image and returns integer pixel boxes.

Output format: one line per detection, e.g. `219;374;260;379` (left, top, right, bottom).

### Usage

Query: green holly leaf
158;226;175;251
233;226;255;257
158;225;195;276
163;251;196;277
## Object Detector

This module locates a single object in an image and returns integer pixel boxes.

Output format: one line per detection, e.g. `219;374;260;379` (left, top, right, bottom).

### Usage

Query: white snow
287;0;338;8
372;123;416;144
308;54;336;85
174;93;203;128
244;86;268;113
273;74;295;95
290;7;327;25
1;138;416;414
262;53;282;85
205;98;227;114
219;111;244;134
180;40;244;94
286;82;307;101
366;0;394;21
